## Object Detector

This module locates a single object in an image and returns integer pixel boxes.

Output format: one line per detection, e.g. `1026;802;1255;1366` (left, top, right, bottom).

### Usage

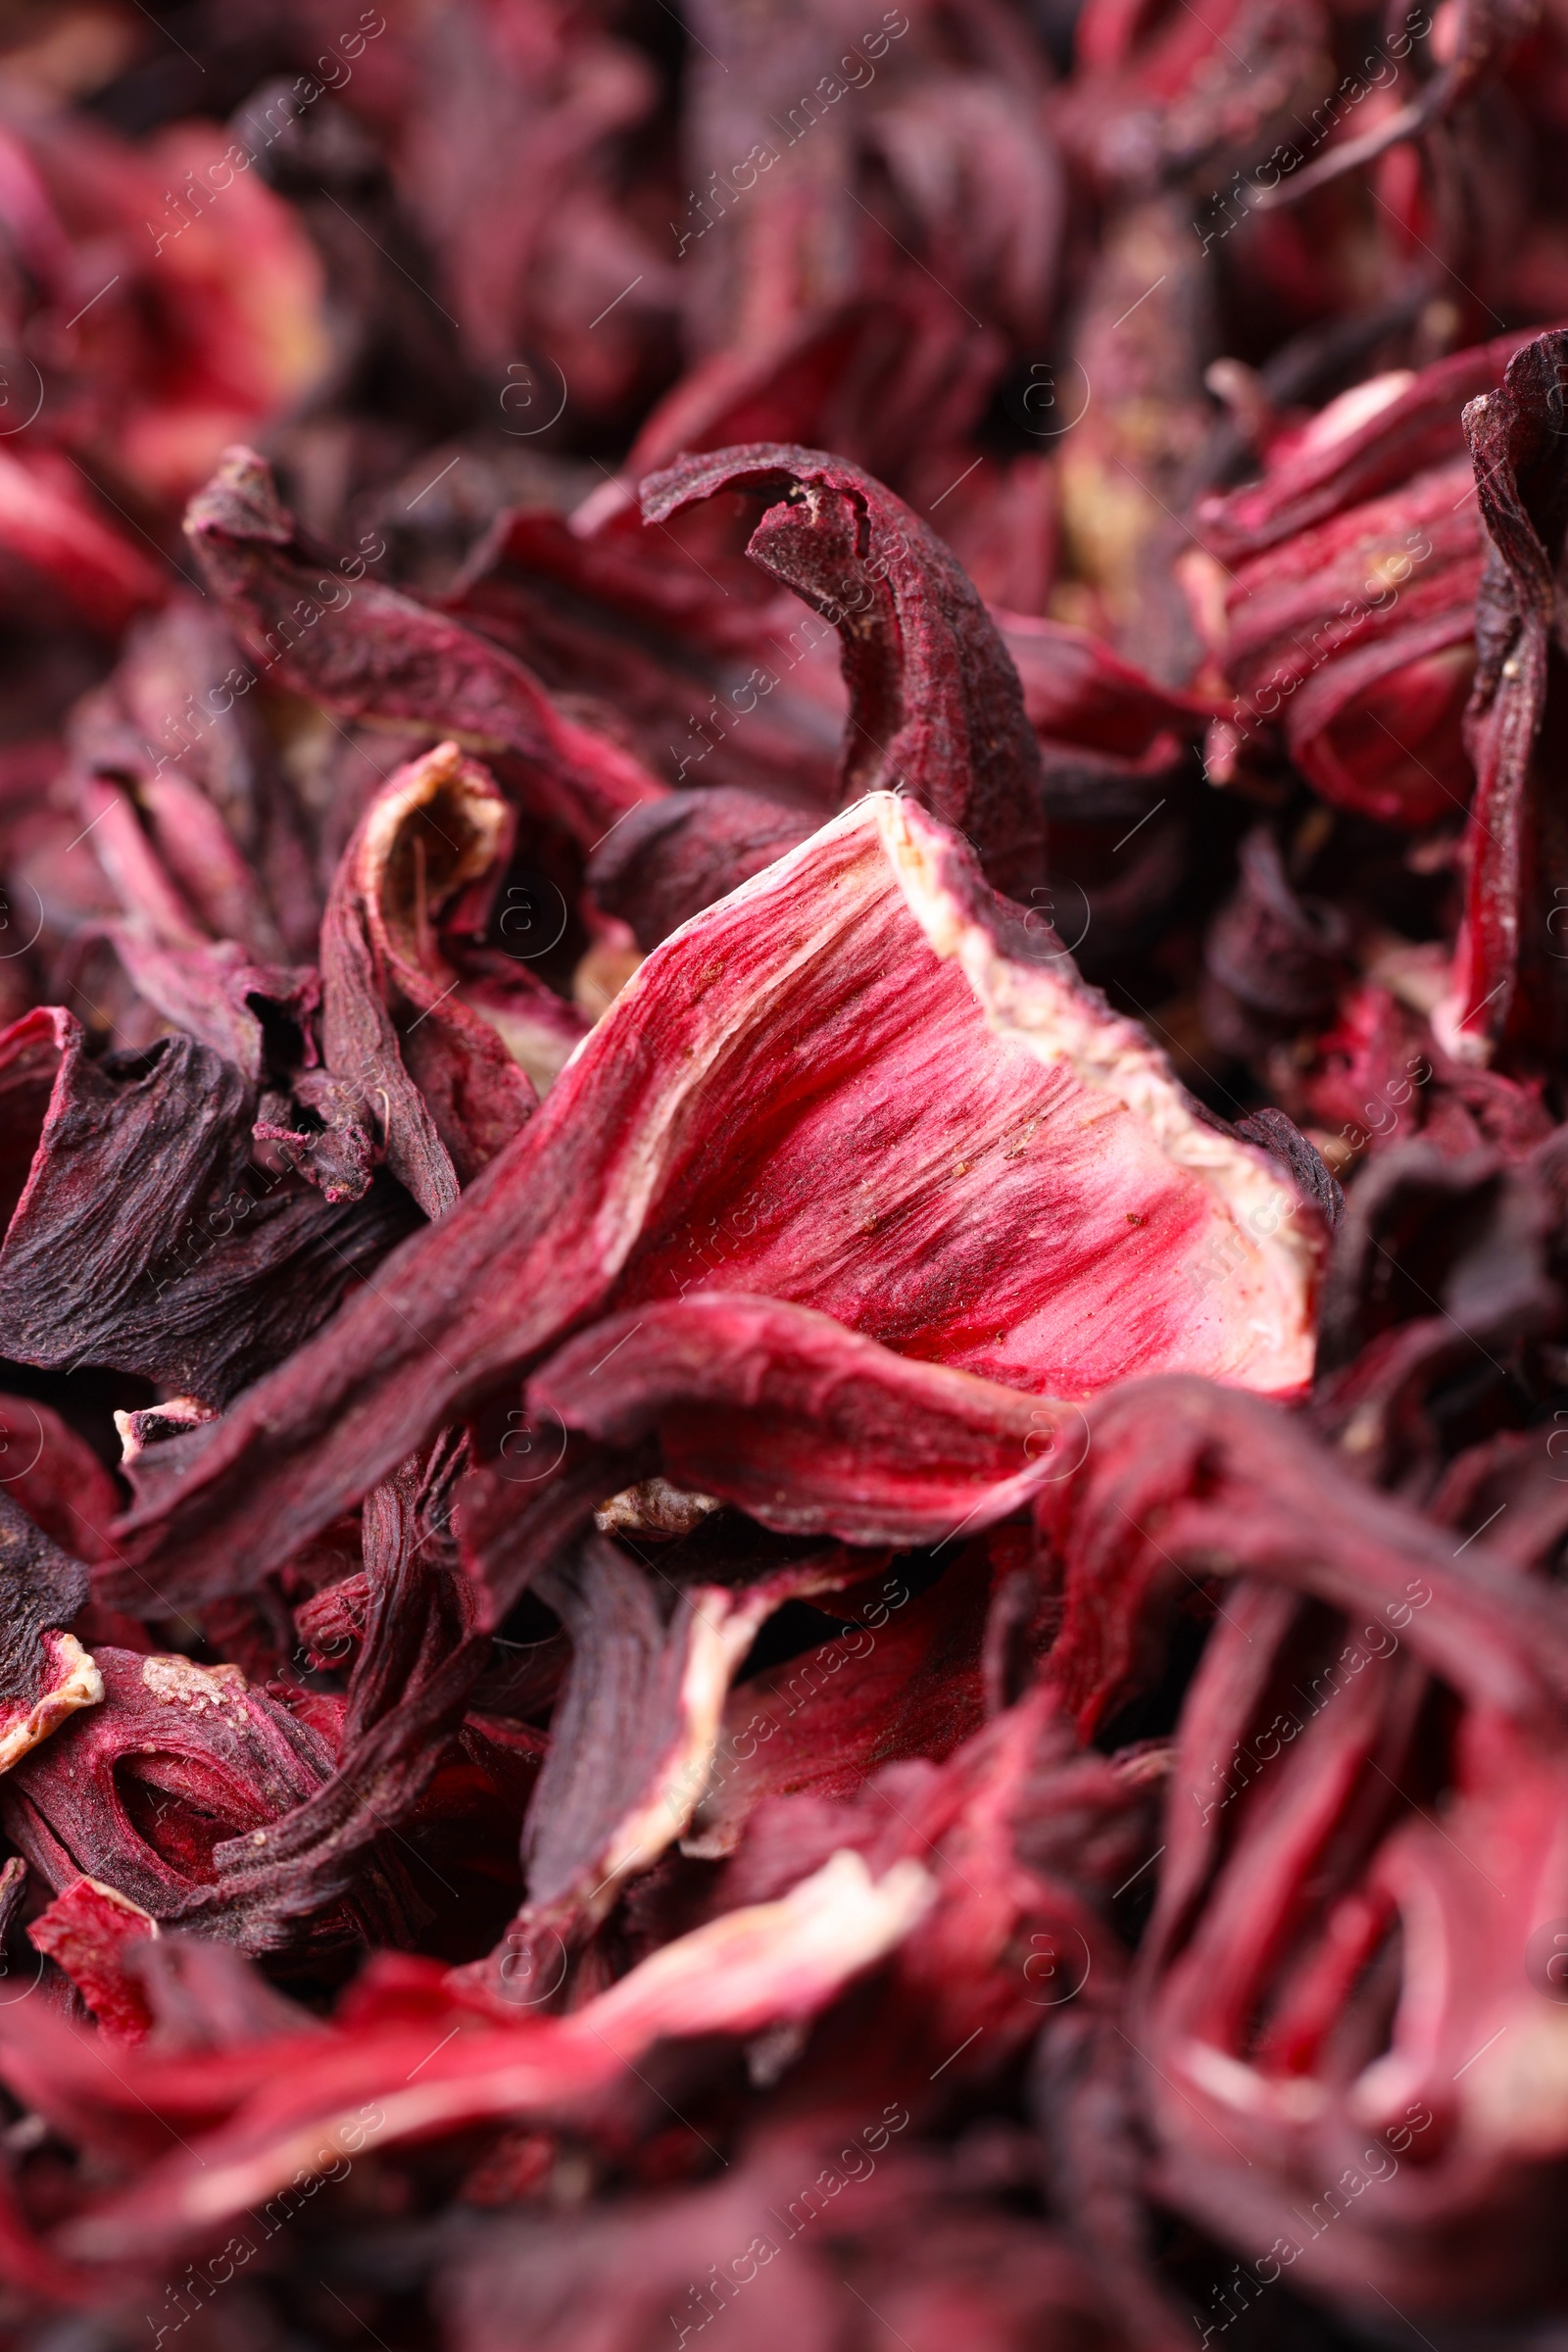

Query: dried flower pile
0;1;1567;2345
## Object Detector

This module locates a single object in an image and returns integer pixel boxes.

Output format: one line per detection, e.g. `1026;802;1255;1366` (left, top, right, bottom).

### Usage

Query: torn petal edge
0;1634;102;1774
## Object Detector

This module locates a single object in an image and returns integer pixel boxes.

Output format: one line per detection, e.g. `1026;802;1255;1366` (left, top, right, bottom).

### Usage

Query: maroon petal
1194;332;1544;562
1200;456;1482;827
1441;328;1568;1063
313;740;535;1217
439;2134;1120;2352
587;787;817;953
1037;1374;1568;1737
199;1447;487;1944
445;497;839;808
182;449;667;850
688;1554;993;1861
489;1535;855;1960
0;1005;418;1406
105;936;319;1090
68;598;319;963
42;1849;933;2269
1032;1375;1568;2315
0;1011;245;1376
0;1391;121;1564
0;448;166;636
532;1293;1079;1545
1;1646;325;1905
641;443;1049;896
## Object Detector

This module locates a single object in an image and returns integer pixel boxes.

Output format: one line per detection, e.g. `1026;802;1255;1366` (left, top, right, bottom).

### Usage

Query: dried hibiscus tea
2;4;1568;2347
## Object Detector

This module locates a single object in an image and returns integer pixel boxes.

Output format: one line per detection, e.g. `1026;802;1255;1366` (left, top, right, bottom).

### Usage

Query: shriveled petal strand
1037;1375;1568;1736
531;1294;1079;1544
201;1454;488;1935
503;1539;853;1943
641;443;1049;897
1034;1374;1568;2317
114;793;1321;1604
0;1004;419;1406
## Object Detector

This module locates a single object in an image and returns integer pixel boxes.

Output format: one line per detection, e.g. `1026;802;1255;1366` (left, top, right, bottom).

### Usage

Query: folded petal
183;450;666;850
1441;328;1568;1064
1033;1373;1568;2320
114;792;1322;1603
0;1004;419;1405
493;1534;853;1957
531;1293;1079;1544
313;740;535;1217
44;1847;933;2269
1;1649;330;1931
641;444;1048;897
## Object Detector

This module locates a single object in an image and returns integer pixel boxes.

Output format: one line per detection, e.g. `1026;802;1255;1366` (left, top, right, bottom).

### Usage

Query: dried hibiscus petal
27;1877;157;2043
68;598;319;964
642;443;1050;897
302;739;534;1215
529;1293;1083;1545
0;1494;99;1775
1441;328;1568;1067
21;1847;933;2272
1;1648;321;1909
197;1446;491;1946
113;792;1323;1607
0;1005;418;1405
15;18;1568;2338
489;1533;857;1965
184;449;665;851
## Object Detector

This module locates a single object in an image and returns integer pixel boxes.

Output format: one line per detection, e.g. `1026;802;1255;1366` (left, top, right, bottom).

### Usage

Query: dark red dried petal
184;449;667;850
641;443;1049;896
